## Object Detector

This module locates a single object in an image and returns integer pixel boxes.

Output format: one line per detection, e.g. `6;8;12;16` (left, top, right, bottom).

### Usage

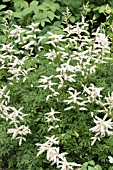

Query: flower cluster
0;11;40;83
1;8;113;170
89;115;113;145
36;136;81;170
36;8;113;169
0;86;31;146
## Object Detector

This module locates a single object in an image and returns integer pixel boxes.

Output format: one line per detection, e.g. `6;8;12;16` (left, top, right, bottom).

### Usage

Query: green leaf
41;20;46;27
22;7;33;16
14;1;28;10
0;35;6;43
94;165;102;170
13;12;22;18
2;0;11;2
110;1;113;6
47;11;55;21
73;131;79;137
30;1;39;7
81;162;88;170
24;61;31;69
88;166;94;170
48;2;60;12
107;136;113;146
23;1;29;8
93;7;100;11
99;5;106;13
88;160;95;166
69;16;76;23
0;5;6;10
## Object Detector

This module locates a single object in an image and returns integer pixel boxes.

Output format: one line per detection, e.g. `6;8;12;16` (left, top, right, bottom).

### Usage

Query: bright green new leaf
81;162;88;170
13;12;22;18
69;16;76;23
99;5;106;13
108;167;113;170
22;7;33;16
88;166;94;170
0;5;6;10
94;165;102;170
88;160;95;166
2;0;11;2
30;1;39;7
47;11;55;21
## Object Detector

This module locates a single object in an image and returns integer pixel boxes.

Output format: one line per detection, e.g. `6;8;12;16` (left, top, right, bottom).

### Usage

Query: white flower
0;43;16;54
104;92;113;114
46;92;59;101
26;22;40;33
38;75;57;92
45;107;60;117
8;107;28;125
22;40;35;50
48;125;59;132
108;156;113;163
44;49;59;61
7;124;31;139
0;86;7;98
47;147;68;166
82;84;103;102
89;114;113;138
47;147;60;165
92;27;110;54
38;75;54;84
48;32;64;42
9;25;25;37
36;142;52;157
90;136;101;146
16;136;26;146
57;157;81;170
45;108;60;122
64;88;83;105
36;136;59;157
0;101;10;121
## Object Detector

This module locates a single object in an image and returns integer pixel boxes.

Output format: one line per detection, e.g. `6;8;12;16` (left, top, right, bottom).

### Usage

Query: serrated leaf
0;5;6;10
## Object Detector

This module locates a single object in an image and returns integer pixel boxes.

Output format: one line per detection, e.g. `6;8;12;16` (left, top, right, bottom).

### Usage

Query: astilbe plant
1;8;113;169
36;9;113;170
0;10;40;83
0;86;31;146
0;11;40;147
